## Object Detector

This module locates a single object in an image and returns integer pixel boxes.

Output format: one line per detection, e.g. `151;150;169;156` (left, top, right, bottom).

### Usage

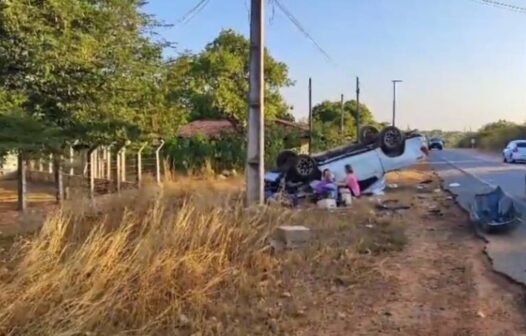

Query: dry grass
0;178;408;335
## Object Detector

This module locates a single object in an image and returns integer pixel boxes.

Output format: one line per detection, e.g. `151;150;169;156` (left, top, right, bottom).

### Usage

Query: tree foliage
457;120;526;150
311;99;376;151
166;29;293;124
0;0;176;155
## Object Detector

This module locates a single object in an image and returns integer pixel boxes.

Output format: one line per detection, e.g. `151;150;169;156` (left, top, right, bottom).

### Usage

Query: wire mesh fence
25;142;166;200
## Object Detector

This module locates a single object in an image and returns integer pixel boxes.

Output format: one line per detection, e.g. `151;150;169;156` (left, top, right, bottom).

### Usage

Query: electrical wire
467;0;526;14
174;0;212;28
270;0;337;66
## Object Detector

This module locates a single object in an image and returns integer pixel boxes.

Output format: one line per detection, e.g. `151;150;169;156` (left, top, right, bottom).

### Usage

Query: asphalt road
429;149;526;285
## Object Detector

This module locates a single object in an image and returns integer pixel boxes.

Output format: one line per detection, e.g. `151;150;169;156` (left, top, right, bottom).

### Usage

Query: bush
166;125;304;174
166;133;245;174
457;120;526;150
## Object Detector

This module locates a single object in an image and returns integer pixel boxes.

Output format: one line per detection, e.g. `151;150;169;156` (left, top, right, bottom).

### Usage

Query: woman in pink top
342;164;361;197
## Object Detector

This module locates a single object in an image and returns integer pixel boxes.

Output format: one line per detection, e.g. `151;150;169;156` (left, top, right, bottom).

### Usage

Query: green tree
0;0;178;208
166;29;293;124
311;99;376;150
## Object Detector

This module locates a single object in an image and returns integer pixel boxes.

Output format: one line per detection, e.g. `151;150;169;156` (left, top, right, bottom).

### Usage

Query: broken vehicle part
469;186;522;233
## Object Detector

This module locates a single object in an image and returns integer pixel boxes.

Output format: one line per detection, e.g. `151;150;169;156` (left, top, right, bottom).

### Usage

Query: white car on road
503;140;526;163
268;126;429;194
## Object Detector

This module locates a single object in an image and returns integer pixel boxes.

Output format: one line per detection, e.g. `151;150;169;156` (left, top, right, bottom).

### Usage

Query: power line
467;0;526;14
271;0;337;66
174;0;212;27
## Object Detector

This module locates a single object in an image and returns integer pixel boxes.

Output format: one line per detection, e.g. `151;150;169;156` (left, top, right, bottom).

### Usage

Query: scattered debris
387;183;399;189
376;199;411;212
449;182;461;188
428;209;444;217
281;291;292;298
365;224;375;229
420;179;433;184
477;311;486;318
433;188;442;193
469;186;521;233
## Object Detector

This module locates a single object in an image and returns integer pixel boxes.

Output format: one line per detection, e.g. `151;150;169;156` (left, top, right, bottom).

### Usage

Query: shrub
457;120;526;150
166;125;304;174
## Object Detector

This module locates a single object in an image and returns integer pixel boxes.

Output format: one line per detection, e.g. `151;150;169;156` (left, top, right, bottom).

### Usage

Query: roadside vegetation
456;120;526;151
0;178;405;335
1;170;525;335
422;120;526;151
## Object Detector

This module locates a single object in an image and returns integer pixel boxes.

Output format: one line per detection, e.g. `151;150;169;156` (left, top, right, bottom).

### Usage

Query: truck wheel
289;154;319;181
360;126;380;144
276;150;297;172
379;126;405;155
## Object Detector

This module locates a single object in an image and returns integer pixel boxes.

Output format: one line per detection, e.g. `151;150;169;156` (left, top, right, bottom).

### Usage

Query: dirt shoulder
279;169;526;335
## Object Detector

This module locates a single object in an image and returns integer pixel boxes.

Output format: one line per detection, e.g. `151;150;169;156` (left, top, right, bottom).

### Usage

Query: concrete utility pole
246;0;265;206
308;77;313;155
392;80;403;127
356;77;361;142
340;94;345;135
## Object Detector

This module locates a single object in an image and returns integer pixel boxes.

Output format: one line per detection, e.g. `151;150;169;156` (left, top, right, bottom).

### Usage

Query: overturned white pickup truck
266;126;429;194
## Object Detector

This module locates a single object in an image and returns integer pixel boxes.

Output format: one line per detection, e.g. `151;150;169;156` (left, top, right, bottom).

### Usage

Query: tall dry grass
0;182;292;336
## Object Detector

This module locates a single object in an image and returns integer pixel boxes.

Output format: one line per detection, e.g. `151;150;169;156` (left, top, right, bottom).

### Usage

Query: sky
144;0;526;131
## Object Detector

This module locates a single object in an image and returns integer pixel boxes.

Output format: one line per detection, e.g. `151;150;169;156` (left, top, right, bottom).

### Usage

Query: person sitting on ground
339;164;361;197
315;169;338;199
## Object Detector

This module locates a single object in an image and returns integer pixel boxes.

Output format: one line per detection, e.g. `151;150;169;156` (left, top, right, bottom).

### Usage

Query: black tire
503;155;507;163
379;126;405;155
360;126;380;144
288;154;319;181
276;150;297;172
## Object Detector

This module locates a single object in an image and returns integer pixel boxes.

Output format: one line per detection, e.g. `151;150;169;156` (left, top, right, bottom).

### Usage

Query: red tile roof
177;120;236;138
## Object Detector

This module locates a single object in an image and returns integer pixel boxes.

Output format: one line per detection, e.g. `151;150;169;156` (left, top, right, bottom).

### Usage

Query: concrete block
276;225;311;247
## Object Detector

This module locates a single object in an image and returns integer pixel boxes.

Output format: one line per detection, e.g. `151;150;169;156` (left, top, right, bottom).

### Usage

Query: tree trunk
17;153;27;212
54;156;64;204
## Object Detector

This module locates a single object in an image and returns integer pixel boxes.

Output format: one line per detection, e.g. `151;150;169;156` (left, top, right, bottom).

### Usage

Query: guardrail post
137;142;147;187
155;140;165;186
